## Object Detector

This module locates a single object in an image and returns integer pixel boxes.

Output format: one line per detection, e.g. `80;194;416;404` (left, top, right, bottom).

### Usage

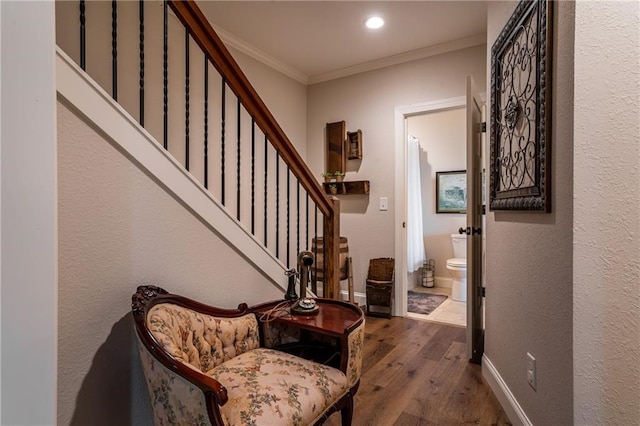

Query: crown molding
213;26;486;86
213;25;309;85
308;33;487;85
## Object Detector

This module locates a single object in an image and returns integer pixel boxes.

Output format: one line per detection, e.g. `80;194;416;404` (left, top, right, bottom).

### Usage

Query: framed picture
436;170;486;214
436;171;467;214
489;0;552;212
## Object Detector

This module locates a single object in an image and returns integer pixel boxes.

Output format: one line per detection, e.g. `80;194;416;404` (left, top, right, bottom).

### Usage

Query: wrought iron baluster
251;118;256;235
162;0;168;150
275;152;280;258
80;0;86;70
264;135;268;246
322;218;326;296
305;191;309;250
203;56;209;189
111;0;118;101
296;180;300;256
313;204;318;293
286;166;290;267
236;98;241;221
221;77;226;205
138;0;144;126
185;28;190;171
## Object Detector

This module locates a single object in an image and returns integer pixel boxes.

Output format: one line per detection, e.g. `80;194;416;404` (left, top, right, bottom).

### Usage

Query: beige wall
407;108;467;286
573;1;640;424
57;101;283;425
484;1;574;424
230;46;308;157
306;45;486;296
1;2;57;424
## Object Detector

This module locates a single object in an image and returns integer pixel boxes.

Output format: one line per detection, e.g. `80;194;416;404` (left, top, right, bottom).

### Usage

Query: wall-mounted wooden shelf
323;180;370;195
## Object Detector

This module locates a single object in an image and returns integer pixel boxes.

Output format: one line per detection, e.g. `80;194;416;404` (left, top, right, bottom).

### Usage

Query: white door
466;76;484;363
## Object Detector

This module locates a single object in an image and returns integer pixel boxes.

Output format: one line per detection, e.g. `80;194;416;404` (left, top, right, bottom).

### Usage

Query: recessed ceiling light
364;16;384;29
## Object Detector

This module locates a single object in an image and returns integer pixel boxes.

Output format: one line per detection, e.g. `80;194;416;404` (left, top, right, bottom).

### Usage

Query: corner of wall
482;355;532;426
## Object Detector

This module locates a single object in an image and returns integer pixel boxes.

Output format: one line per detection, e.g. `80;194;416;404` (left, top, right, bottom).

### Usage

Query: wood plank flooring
326;316;511;426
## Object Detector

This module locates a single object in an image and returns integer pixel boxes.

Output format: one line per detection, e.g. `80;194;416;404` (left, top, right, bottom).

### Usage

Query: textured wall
573;1;640;424
306;45;486;296
1;2;57;424
57;101;283;425
484;1;574;424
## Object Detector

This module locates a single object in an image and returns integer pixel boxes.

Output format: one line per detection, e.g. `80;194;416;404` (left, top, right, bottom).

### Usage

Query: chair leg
340;393;353;425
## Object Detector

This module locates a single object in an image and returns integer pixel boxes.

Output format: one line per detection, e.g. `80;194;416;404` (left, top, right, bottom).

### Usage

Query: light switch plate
379;197;388;211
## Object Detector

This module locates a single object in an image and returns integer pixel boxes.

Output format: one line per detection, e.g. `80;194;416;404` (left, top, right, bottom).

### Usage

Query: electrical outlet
527;352;537;391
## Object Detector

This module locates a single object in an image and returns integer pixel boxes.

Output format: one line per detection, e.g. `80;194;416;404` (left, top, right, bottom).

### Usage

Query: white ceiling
198;1;489;85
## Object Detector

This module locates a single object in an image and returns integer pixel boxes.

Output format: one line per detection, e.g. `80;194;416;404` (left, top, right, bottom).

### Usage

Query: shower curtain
406;135;426;273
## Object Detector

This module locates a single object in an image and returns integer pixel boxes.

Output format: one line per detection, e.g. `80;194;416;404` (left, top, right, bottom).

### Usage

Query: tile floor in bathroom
407;285;467;327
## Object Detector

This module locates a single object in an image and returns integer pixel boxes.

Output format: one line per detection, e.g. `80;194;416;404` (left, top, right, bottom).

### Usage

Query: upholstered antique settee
132;286;364;425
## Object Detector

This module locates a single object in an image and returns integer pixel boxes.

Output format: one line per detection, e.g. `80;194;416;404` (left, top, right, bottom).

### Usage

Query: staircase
55;0;341;297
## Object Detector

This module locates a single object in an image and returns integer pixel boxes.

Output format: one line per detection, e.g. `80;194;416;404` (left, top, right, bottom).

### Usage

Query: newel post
323;197;340;300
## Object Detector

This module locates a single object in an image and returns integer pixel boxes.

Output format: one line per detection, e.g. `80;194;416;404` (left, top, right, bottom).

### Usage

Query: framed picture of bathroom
436;170;467;214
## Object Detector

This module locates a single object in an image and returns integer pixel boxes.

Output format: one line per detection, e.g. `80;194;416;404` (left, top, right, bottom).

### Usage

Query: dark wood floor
327;316;511;426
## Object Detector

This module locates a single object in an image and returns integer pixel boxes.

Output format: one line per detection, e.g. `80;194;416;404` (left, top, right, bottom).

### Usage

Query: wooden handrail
168;0;339;298
168;0;330;217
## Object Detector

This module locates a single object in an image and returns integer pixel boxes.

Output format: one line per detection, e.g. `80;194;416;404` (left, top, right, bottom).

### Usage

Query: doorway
394;92;484;360
393;96;466;317
406;107;468;326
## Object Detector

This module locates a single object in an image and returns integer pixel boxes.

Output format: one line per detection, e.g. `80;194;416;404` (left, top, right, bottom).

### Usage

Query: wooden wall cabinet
326;121;346;174
347;130;362;160
324;122;368;196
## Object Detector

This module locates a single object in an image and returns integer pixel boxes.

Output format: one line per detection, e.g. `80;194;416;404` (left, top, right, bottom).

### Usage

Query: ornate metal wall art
490;0;552;212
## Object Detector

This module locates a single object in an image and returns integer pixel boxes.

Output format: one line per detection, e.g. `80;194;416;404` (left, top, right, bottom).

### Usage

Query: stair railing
58;0;341;298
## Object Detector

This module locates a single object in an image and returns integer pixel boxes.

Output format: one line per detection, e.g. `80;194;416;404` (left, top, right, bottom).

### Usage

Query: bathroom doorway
393;86;485;361
406;103;467;326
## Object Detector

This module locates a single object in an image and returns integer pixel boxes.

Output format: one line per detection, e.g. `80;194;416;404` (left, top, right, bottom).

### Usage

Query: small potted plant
322;171;334;182
327;183;338;195
322;171;345;182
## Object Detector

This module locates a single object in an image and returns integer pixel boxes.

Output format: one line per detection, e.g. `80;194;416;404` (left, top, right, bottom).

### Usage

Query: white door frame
393;96;467;316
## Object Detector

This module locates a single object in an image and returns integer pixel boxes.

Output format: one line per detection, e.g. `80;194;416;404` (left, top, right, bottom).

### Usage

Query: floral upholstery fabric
346;320;365;387
137;334;213;426
139;302;362;426
147;303;260;372
208;348;348;426
260;321;301;349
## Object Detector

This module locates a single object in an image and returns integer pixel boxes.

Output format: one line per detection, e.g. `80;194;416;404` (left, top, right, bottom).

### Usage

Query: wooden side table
251;298;364;379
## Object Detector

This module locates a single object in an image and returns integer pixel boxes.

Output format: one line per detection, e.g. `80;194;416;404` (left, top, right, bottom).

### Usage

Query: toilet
446;234;467;302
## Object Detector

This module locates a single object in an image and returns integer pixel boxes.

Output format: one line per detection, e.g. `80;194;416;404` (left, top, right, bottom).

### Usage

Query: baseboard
311;288;366;307
482;355;532;426
339;290;366;307
434;277;452;289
